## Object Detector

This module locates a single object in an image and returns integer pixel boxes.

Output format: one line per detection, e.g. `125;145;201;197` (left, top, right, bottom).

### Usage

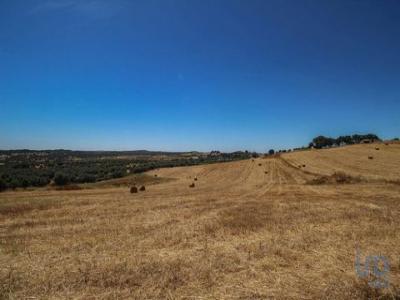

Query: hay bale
375;147;380;150
368;156;373;160
189;183;195;188
258;163;262;166
194;177;198;181
139;185;146;191
130;186;138;193
154;174;158;177
264;171;268;174
302;164;306;168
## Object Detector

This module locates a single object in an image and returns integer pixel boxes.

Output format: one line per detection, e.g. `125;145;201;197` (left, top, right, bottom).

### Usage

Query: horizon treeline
0;150;254;191
309;133;380;149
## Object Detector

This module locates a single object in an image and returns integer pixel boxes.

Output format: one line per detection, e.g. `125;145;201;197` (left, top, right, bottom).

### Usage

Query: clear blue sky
0;0;399;152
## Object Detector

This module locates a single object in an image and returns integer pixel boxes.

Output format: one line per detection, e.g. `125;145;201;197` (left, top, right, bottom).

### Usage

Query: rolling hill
0;143;399;299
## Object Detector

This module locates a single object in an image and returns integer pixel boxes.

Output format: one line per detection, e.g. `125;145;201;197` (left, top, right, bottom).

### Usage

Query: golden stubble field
1;143;400;299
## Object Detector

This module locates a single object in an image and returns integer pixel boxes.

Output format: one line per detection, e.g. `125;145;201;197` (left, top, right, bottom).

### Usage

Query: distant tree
0;178;6;192
364;133;380;141
54;173;69;186
268;149;275;155
352;133;380;143
394;138;399;141
352;134;362;144
251;152;259;158
21;178;29;189
336;135;353;145
312;136;335;149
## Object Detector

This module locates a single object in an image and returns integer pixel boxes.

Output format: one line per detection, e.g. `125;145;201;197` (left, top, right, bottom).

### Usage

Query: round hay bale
368;156;374;160
139;185;146;191
154;174;158;177
189;183;195;188
258;163;262;166
264;171;268;174
375;147;380;150
302;164;306;168
194;177;198;181
130;186;138;193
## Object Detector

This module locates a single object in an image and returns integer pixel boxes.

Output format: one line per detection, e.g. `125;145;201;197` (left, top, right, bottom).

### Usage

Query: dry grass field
1;143;400;299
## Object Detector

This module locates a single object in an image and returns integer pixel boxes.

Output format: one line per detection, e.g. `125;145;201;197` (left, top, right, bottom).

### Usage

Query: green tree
312;136;335;149
268;149;275;155
0;178;6;192
336;135;353;145
54;173;69;186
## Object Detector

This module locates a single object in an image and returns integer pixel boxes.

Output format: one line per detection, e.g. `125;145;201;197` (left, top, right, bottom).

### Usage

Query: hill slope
0;143;399;299
282;143;400;180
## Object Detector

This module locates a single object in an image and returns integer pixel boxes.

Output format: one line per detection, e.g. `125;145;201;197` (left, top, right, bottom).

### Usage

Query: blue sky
0;0;399;152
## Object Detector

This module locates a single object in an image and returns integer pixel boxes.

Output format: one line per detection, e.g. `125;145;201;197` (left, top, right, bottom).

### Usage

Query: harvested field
0;144;400;299
283;143;400;181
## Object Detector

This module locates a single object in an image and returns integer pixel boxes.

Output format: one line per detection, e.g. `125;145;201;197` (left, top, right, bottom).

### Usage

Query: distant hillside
0;149;252;191
282;142;400;181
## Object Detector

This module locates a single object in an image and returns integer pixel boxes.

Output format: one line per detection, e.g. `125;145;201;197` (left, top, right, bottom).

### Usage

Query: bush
0;178;6;192
54;173;69;186
268;149;275;155
307;172;361;185
312;136;336;149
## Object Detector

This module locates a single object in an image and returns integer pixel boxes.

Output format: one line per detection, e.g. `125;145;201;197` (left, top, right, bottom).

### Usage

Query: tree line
264;133;384;157
0;150;253;191
309;134;380;149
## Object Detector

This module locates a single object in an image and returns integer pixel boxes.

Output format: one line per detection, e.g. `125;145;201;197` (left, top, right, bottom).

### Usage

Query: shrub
54;173;69;186
0;178;6;192
307;172;361;185
130;186;138;193
312;136;336;149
